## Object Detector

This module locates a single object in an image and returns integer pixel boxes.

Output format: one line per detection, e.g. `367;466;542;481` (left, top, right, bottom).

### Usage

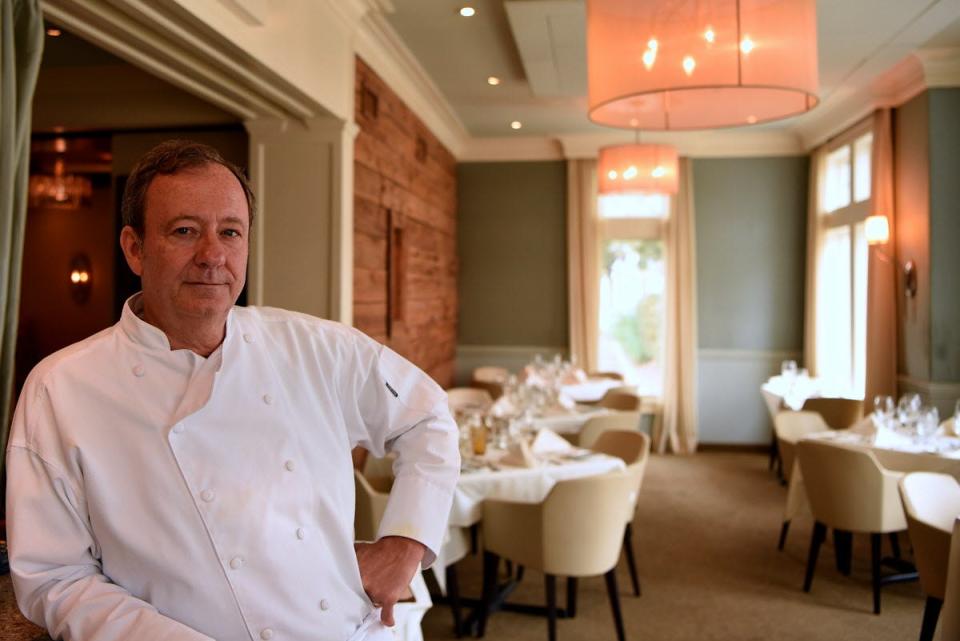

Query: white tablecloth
531;406;610;434
561;379;621;403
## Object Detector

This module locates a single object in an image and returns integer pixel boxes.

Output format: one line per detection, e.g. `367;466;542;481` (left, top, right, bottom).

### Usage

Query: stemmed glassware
896;393;922;429
916;406;940;445
873;395;895;428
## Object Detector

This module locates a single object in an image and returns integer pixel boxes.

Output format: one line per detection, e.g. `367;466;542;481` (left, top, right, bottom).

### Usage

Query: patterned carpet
1;452;928;641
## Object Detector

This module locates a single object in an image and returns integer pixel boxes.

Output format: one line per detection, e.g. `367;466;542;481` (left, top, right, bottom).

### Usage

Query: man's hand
354;536;426;626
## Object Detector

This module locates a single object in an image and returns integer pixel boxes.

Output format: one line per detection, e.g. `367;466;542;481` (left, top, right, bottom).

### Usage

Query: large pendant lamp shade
598;144;679;195
587;0;819;130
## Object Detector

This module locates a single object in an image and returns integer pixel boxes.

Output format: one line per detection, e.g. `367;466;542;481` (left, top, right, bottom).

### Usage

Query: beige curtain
864;108;897;402
803;149;826;376
566;159;599;372
1;0;44;464
658;158;698;454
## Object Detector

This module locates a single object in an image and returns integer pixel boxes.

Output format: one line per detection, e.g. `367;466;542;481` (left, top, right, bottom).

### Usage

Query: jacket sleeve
5;382;213;641
340;332;460;567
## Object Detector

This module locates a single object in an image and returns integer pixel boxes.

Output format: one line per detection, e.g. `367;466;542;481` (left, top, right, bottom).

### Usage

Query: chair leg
871;533;882;615
604;570;627;641
889;532;902;560
505;560;513;576
478;551;499;638
778;520;791;551
768;433;778;470
803;521;826;593
920;596;943;641
516;565;526;583
623;523;641;596
446;564;463;638
566;577;578;618
834;529;853;576
545;574;557;641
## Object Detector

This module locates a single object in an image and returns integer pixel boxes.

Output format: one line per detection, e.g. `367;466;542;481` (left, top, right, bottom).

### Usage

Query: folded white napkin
500;438;537;468
489;396;516;418
531;428;574;455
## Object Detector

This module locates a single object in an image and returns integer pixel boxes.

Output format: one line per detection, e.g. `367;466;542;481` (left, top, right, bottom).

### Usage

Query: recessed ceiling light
510;121;522;130
487;76;500;86
46;28;62;37
459;6;475;17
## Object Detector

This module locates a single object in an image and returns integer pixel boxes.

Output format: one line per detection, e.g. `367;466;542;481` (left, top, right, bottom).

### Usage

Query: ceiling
384;0;960;141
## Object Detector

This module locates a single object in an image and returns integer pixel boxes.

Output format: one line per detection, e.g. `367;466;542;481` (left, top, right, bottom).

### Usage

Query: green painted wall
693;157;808;351
928;88;960;382
457;161;568;346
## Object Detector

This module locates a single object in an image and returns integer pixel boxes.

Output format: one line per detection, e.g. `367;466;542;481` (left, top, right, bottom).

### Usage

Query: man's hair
121;139;256;238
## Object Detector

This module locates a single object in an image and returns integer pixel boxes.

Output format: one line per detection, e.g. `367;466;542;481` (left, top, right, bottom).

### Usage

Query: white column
245;117;358;324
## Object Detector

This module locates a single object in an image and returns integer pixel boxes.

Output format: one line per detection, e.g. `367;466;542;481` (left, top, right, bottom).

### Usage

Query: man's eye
222;229;241;238
174;227;192;235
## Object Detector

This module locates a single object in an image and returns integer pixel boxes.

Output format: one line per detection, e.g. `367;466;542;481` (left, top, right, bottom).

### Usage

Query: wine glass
781;360;798;379
873;395;894;428
897;393;921;428
916;406;939;444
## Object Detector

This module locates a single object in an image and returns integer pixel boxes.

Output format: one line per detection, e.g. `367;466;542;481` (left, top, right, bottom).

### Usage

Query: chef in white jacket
5;139;460;641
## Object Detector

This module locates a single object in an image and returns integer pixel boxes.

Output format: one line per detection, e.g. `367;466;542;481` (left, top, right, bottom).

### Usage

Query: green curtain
0;0;43;469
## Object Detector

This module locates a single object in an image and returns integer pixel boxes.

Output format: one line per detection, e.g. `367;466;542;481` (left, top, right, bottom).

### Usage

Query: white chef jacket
5;295;460;641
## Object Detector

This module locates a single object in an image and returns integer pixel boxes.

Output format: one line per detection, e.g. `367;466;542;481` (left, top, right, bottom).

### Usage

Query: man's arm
342;335;460;624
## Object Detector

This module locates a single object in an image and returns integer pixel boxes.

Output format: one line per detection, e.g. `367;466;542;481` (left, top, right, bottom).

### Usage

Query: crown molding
916;47;960;87
353;8;470;158
460;136;565;162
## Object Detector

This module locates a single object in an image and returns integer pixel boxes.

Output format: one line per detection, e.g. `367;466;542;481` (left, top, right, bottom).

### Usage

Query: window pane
853;222;868;398
597;239;664;396
823;145;851;213
598;192;670;219
854;133;873;203
817;226;852;395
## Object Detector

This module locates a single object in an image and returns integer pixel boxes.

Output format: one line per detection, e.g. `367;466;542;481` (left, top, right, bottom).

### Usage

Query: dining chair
446;387;494;413
898;472;960;641
478;471;636;641
589;371;625;382
598;387;641;412
795;439;913;614
354;470;465;637
473;366;510;384
591;430;651;597
773;412;828;550
801;397;864;430
579;412;642;449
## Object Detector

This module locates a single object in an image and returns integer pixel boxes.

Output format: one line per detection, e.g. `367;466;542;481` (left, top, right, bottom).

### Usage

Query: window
596;193;668;397
816;127;872;398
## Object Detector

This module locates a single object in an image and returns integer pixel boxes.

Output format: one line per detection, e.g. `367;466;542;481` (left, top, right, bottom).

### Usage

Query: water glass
781;360;798;379
873;395;895;427
897;393;921;427
916;406;939;442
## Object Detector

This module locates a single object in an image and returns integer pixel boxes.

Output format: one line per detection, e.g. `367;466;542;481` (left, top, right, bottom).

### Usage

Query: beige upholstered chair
774;411;829;550
592;430;651;597
579;412;642;449
589;371;625;382
478;472;636;641
473;366;510;383
801;397;864;430
899;473;960;641
796;439;911;614
598;387;641;412
446;387;494;413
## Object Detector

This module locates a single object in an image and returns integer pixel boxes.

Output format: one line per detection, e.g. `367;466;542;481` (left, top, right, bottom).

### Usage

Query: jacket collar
120;292;235;357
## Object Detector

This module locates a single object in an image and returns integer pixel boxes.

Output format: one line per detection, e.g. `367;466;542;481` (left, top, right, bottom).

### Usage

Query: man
5;140;460;641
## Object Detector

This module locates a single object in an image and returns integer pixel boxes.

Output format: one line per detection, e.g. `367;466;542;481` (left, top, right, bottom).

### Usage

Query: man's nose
195;233;227;267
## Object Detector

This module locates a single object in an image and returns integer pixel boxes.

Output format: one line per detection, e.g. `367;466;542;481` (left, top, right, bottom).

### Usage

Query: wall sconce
69;254;92;304
864;214;916;299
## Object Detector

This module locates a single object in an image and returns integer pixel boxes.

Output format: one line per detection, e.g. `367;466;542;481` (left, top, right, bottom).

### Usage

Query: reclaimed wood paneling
353;57;458;387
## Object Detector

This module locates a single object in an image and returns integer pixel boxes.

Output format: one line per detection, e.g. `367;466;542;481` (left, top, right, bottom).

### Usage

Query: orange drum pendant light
598;143;679;194
587;0;819;130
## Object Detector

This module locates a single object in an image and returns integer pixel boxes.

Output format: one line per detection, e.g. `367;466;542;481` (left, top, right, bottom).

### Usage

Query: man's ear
119;226;144;277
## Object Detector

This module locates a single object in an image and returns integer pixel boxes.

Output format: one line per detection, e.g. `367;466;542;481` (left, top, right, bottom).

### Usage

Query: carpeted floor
1;452;927;640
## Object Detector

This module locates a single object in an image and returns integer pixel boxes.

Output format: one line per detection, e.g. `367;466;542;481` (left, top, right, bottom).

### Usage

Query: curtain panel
659;158;698;454
803;149;826;377
864;108;897;402
0;0;44;465
566;159;600;373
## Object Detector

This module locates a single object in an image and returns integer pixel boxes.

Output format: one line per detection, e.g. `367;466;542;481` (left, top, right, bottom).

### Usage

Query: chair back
774;411;828;480
899;473;960;599
592;430;651;513
473;366;510;383
446;387;493;413
796;439;906;533
580;412;641;449
542;472;637;576
598;386;641;411
801;397;863;430
354;469;390;542
589;371;625;382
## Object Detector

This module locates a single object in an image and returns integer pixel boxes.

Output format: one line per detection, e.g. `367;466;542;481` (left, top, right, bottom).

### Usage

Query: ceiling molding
917;47;960;86
354;9;470;158
460;136;565;162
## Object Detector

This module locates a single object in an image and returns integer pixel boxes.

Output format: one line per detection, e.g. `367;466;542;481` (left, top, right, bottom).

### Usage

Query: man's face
121;163;249;325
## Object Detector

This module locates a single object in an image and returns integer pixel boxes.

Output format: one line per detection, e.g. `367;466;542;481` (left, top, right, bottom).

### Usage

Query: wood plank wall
353;57;458;387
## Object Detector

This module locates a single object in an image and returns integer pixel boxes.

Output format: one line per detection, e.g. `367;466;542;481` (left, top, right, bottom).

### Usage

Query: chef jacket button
260;628;273;640
132;365;145;377
229;556;244;570
263;393;274;405
201;489;216;503
243;333;254;343
172;423;184;434
284;460;296;472
319;599;330;611
296;527;306;540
